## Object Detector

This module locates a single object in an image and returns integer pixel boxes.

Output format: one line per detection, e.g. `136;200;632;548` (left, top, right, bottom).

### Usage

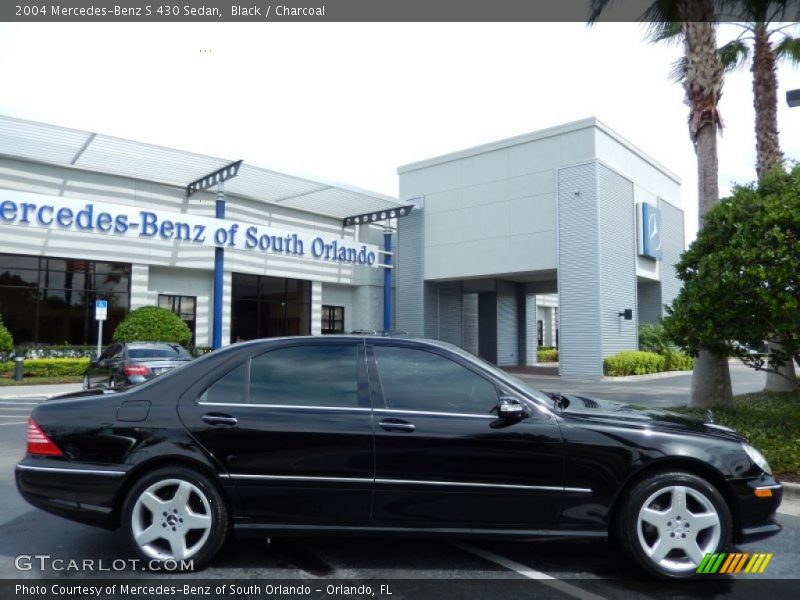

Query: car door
177;339;374;526
369;341;566;530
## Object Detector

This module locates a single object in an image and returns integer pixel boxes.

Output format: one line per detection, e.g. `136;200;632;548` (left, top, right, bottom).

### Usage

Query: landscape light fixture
787;89;800;108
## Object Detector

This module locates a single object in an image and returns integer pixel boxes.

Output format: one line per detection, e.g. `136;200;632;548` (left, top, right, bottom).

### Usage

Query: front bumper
15;457;129;529
731;476;783;543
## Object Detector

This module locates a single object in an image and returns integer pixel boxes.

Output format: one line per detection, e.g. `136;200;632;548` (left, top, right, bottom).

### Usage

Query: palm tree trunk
750;22;795;390
682;13;733;407
752;22;782;178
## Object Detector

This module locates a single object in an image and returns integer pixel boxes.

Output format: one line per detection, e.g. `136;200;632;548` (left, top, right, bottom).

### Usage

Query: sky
0;21;798;244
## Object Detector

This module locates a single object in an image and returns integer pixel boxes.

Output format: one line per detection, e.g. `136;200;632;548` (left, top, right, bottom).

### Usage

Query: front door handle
202;413;238;426
378;418;416;433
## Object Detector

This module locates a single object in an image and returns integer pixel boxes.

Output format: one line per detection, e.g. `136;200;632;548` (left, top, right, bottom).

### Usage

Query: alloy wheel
130;479;213;561
636;484;721;574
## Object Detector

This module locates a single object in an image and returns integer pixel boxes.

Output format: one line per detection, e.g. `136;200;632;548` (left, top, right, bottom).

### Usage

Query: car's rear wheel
122;466;228;570
617;470;732;579
107;376;116;389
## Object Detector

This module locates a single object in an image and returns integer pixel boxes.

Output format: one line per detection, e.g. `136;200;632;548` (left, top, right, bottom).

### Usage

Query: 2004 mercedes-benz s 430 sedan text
16;336;782;578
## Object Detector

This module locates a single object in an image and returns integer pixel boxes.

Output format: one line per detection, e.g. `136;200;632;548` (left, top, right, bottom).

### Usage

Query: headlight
742;443;772;475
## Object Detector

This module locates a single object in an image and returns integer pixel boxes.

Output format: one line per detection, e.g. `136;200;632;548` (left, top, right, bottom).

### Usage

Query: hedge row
537;348;559;363
0;358;90;378
603;350;694;376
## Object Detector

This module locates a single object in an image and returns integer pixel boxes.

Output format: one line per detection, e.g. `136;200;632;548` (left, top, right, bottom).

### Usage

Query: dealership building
0;115;684;376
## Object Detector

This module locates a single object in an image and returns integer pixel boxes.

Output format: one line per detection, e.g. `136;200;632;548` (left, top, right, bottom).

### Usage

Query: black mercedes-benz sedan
16;336;782;578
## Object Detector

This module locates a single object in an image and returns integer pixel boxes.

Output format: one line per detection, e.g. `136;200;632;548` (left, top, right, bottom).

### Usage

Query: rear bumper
15;459;129;529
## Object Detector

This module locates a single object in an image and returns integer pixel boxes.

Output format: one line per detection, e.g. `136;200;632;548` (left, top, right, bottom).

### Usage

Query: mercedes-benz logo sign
648;212;662;252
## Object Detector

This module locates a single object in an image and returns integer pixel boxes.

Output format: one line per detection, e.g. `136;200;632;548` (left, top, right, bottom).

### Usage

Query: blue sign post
95;299;108;357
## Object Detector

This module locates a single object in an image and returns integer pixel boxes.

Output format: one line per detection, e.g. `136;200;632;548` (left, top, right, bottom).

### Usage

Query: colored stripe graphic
696;552;772;574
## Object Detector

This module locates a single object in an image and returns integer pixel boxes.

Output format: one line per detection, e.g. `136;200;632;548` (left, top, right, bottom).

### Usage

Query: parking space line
0;420;27;426
452;542;607;600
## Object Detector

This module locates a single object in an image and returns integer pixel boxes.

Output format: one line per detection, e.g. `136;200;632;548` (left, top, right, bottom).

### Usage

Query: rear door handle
378;419;416;433
202;413;238;426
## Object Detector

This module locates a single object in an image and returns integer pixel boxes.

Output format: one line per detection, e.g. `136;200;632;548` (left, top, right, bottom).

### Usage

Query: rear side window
374;346;498;415
200;364;245;403
249;344;358;408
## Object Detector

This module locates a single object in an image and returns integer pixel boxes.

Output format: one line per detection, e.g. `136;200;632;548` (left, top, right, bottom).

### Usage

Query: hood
548;393;746;442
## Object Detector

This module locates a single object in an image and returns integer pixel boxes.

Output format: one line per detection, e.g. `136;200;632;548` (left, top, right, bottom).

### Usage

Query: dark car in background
18;336;782;577
83;342;192;389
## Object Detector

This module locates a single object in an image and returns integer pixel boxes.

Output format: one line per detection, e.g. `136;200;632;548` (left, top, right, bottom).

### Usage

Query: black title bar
5;0;799;22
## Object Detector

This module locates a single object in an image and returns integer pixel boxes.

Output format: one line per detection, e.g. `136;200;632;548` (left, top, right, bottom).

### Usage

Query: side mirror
496;396;526;419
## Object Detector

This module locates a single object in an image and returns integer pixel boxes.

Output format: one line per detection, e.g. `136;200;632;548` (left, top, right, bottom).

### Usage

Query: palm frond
669;56;688;83
774;36;800;65
718;39;751;72
587;0;617;24
646;20;683;45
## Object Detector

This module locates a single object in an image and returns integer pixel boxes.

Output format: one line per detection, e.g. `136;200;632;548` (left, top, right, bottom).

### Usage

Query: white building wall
310;281;322;336
0;156;389;346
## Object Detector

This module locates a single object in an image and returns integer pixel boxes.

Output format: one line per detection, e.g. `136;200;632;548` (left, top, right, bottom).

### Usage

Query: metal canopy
0;115;402;220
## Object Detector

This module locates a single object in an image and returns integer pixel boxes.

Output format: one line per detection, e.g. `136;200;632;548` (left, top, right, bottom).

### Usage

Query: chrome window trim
197;402;370;412
219;472;591;494
16;464;126;477
373;408;495;419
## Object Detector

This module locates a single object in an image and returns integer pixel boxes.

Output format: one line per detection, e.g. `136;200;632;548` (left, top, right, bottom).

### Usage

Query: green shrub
672;391;800;476
604;351;666;376
662;348;694;372
638;322;670;353
537;348;558;363
113;306;192;346
0;358;90;378
0;316;12;354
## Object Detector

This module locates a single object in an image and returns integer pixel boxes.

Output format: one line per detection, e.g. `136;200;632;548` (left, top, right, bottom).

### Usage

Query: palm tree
590;1;733;407
667;3;800;390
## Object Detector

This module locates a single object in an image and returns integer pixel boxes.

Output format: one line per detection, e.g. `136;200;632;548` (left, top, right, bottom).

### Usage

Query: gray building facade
396;118;685;377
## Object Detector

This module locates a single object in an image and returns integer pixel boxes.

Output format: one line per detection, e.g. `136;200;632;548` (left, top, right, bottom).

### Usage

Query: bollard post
13;356;24;381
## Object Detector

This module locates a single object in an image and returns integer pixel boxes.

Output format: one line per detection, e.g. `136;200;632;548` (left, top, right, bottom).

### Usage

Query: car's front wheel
122;466;229;570
617;470;732;578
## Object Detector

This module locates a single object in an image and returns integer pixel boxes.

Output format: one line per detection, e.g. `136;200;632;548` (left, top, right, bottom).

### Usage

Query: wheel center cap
166;514;178;526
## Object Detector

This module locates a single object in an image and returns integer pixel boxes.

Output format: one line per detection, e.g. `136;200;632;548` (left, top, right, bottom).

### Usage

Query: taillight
124;364;151;376
26;417;63;457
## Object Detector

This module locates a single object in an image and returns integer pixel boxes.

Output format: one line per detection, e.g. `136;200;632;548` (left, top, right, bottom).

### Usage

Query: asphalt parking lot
0;369;797;599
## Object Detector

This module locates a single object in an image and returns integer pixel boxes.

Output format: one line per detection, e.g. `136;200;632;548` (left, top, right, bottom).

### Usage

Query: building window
158;294;197;345
230;274;310;342
321;305;345;334
0;253;130;345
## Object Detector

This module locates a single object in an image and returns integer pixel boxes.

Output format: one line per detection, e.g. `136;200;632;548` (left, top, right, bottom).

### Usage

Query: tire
108;376;116;389
616;470;732;579
121;466;229;571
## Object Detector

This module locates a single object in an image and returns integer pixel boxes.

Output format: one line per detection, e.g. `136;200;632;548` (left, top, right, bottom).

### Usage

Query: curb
782;481;800;501
602;369;693;383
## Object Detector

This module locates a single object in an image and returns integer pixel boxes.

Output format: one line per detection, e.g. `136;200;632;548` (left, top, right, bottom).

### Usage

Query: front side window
249;344;358;408
373;346;499;415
